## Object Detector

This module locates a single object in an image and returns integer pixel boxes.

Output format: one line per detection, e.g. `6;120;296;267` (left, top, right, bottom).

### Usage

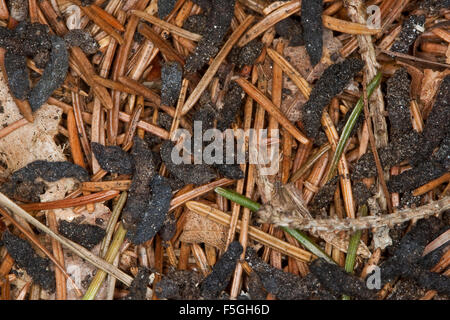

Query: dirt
154;269;203;300
123;267;150;300
230;40;264;68
185;0;235;73
411;75;450;167
127;175;172;245
91;142;133;175
121;137;155;232
391;15;426;54
8;0;28;21
58;220;106;250
200;241;243;299
64;29;99;55
2;231;56;292
4;52;30;100
386;68;413;136
160;140;218;185
245;248;335;300
378;216;450;295
301;0;323;66
29;35;69;112
158;0;178;19
161;61;183;107
301;58;364;141
310;259;377;299
275;17;304;47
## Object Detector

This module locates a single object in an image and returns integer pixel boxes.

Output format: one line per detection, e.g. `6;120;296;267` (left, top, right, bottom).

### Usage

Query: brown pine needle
322;15;381;35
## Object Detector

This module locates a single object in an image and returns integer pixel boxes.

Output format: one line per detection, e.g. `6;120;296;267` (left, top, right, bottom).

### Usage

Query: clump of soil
200;241;243;299
160;140;218;185
275;17;304;46
122;137;155;232
127;175;172;245
302;58;364;141
91;142;133;175
161;61;183;107
64;29;99;55
310;259;377;299
230;40;264;68
391;15;426;54
123;267;150;300
58;220;106;250
158;0;177;19
378;216;450;295
301;0;323;66
2;231;56;291
386;68;413;136
185;0;235;73
155;270;203;300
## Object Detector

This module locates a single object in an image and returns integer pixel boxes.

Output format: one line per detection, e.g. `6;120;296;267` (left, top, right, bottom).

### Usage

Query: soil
301;0;323;66
64;29;99;55
391;15;426;54
275;17;304;47
185;0;235;73
301;58;364;141
4;52;30;100
123;267;150;300
200;241;243;299
154;269;203;300
161;61;183;107
29;35;69;112
91;142;133;175
386;68;413;136
310;258;377;299
127;175;172;245
160;140;217;185
58;220;106;250
2;231;56;292
158;0;178;19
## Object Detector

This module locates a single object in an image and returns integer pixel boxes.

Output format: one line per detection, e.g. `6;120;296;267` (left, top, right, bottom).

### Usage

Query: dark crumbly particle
185;0;235;73
245;248;334;300
8;0;28;21
410;76;450;167
29;36;69;112
387;279;428;300
11;160;89;183
155;270;203;300
127;175;172;245
229;40;264;68
4;51;30;100
386;68;412;136
2;231;56;291
352;182;373;206
200;241;243;299
0;180;45;203
91;142;133;175
124;267;150;300
275;17;304;46
183;14;208;35
215;163;244;180
122;137;155;232
378;217;450;295
391;15;426;54
352;131;421;180
399;191;422;209
160;140;217;185
64;29;99;55
0;22;51;58
302;58;364;141
158;0;178;19
310;176;338;215
310;259;377;299
161;61;183;107
434;132;450;170
216;82;244;131
387;160;447;193
301;0;323;66
58;220;106;250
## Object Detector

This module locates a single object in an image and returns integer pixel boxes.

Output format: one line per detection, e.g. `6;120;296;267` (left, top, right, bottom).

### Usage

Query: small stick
81;181;132;192
0;118;28;139
181;15;255;115
322;15;381;35
413;172;450;197
236;77;310;145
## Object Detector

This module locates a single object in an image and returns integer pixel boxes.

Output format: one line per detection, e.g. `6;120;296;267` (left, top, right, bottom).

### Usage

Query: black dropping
91;142;133;175
301;0;323;66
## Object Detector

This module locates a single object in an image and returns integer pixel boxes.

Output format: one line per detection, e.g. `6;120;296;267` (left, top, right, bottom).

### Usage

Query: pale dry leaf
179;209;228;250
